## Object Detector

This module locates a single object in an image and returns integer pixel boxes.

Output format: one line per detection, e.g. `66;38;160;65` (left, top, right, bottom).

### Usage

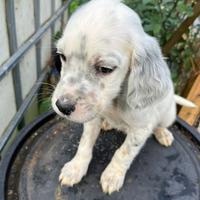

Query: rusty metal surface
4;115;200;200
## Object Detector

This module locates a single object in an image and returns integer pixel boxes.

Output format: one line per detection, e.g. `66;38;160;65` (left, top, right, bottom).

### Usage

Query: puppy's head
52;0;170;123
52;0;132;123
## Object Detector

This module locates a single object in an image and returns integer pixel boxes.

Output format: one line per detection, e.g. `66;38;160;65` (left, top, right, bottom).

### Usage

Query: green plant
125;0;193;44
69;0;88;14
53;31;62;42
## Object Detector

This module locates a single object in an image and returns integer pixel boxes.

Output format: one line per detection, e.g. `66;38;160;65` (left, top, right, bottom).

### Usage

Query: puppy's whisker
38;89;54;93
36;93;53;102
38;90;54;94
40;85;55;89
36;82;56;89
37;93;53;97
37;98;52;104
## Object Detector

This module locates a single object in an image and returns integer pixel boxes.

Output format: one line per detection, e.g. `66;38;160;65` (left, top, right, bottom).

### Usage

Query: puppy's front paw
59;158;88;186
100;163;125;194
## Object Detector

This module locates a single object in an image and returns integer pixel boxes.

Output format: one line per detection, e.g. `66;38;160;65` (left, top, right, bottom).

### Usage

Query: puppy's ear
126;35;171;109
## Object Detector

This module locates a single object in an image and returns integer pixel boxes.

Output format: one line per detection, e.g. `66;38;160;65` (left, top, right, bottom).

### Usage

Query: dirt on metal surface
6;116;200;200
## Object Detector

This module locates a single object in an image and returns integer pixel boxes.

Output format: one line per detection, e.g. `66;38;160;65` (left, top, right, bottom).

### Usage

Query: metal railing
0;0;73;156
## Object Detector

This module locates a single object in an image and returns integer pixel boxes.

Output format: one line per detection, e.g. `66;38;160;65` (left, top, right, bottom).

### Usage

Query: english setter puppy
52;0;195;194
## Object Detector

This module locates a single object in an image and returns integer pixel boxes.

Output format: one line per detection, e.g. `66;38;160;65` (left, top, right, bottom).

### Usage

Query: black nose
56;99;76;116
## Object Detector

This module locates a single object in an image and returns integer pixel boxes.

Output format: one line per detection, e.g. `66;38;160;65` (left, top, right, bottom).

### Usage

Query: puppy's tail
174;95;197;108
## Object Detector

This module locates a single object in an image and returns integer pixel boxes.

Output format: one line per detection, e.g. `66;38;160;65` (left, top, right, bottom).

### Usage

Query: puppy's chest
103;106;128;132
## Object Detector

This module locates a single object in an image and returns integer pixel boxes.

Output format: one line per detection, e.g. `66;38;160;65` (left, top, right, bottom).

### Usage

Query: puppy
52;0;195;194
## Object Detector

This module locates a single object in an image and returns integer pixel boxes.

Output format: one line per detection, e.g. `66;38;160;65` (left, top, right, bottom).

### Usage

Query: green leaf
185;6;193;17
153;24;161;34
177;2;188;13
143;0;152;5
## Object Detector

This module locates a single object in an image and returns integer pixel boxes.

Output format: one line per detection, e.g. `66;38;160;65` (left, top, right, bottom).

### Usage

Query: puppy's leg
100;126;152;194
154;127;174;147
60;118;101;186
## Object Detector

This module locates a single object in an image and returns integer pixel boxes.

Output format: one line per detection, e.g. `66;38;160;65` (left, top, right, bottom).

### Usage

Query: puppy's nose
56;98;76;116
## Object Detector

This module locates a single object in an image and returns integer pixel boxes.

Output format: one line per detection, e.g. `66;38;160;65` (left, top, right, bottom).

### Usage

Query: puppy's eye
95;65;116;75
58;53;66;62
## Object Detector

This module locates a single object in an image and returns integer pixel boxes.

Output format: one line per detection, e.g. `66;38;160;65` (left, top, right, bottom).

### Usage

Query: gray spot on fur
66;35;88;64
78;85;88;96
68;52;88;63
68;77;78;84
100;83;105;89
113;70;129;110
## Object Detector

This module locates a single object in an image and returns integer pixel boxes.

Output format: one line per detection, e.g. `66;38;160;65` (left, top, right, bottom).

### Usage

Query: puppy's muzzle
56;96;76;116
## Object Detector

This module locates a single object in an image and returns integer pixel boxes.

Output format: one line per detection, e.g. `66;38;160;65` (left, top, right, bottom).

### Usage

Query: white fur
52;0;185;194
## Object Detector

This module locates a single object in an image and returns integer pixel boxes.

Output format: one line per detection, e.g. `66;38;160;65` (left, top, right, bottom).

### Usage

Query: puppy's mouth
52;100;97;123
65;104;97;123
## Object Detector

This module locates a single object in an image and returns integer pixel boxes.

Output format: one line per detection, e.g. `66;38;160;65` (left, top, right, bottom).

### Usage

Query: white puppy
52;0;195;194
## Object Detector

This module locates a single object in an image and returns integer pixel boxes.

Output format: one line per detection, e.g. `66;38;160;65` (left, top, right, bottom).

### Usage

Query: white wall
0;0;16;135
41;29;51;69
0;0;10;64
14;0;35;47
55;0;62;32
20;47;37;99
0;73;17;136
14;0;37;99
40;0;51;24
63;7;69;26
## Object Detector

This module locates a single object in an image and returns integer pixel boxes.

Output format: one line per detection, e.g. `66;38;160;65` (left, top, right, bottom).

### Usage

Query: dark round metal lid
2;112;200;200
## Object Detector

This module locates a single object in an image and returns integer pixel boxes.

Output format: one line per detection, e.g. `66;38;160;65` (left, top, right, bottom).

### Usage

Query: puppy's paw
154;128;174;147
59;159;88;186
100;163;125;194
